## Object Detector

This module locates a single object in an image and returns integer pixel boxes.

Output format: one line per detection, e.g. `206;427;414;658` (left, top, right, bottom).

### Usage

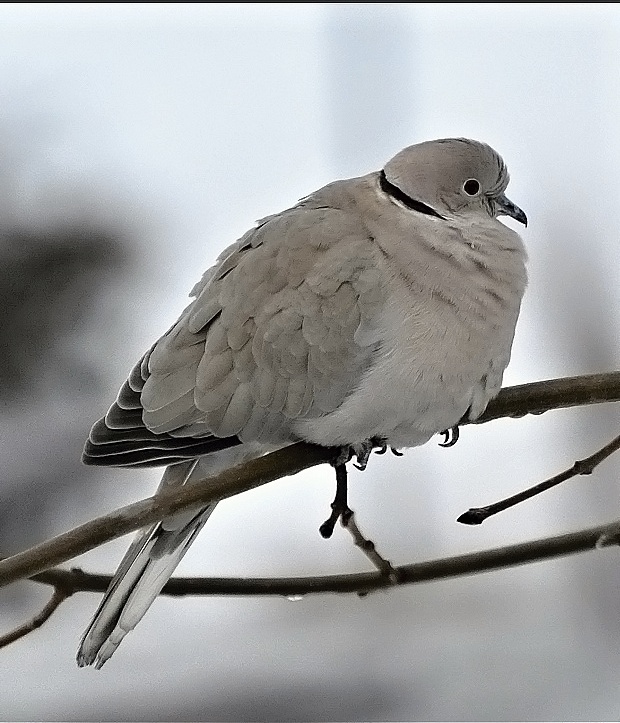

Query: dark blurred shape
0;225;126;402
76;679;402;722
0;223;129;584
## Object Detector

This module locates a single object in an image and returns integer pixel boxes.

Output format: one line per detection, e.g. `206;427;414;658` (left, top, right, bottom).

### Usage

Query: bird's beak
495;194;527;227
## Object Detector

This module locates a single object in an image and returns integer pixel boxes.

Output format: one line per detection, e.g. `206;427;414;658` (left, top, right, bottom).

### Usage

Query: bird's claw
353;443;373;470
333;438;387;472
354;437;387;470
438;425;459;448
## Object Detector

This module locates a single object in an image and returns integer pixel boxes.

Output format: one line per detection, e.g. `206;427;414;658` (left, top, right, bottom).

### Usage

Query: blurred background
1;3;620;720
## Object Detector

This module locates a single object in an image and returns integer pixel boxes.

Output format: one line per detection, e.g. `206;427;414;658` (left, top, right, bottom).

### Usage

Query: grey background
1;4;620;721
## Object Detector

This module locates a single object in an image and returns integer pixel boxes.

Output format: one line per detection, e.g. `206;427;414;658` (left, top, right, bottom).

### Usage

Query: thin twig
0;586;72;649
24;518;620;598
0;372;619;590
458;433;620;525
341;513;400;582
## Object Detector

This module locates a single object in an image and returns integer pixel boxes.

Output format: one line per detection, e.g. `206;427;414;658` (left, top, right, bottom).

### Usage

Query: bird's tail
76;459;216;668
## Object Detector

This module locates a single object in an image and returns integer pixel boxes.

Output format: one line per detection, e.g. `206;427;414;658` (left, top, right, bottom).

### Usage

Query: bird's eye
462;179;481;196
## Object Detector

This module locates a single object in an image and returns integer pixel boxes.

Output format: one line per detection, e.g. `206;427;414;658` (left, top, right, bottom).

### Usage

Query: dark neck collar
379;170;445;220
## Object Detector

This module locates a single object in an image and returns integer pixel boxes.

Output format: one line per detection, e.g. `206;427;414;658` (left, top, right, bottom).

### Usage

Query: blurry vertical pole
321;5;416;173
319;6;443;539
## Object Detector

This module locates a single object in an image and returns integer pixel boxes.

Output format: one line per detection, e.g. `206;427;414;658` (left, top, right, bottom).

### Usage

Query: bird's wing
83;185;388;467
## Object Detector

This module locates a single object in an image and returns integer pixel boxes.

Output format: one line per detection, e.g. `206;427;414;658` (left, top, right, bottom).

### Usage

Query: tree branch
27;518;620;598
458;432;620;524
0;443;333;588
341;512;400;581
0;585;72;649
469;371;620;424
0;372;619;592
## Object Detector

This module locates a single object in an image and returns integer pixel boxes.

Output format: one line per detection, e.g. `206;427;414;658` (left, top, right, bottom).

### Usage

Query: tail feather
78;444;275;667
77;505;216;668
77;460;218;668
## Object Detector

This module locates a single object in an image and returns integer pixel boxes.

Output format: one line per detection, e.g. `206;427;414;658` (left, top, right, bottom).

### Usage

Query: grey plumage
77;138;528;667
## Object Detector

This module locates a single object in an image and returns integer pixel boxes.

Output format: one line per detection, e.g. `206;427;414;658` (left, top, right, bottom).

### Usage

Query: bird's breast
296;229;526;449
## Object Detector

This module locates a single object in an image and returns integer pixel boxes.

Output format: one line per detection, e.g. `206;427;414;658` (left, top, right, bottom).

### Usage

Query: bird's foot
372;441;403;457
438;425;460;448
320;438;393;538
319;462;352;538
330;437;388;471
339;437;389;471
352;439;379;470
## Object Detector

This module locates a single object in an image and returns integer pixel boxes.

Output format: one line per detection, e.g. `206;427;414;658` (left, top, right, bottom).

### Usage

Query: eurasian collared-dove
77;138;528;667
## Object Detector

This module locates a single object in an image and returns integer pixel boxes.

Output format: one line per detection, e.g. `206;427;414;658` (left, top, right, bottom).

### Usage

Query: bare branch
27;518;620;598
0;585;72;649
341;513;400;582
0;372;619;591
458;432;620;524
0;444;333;588
470;371;620;424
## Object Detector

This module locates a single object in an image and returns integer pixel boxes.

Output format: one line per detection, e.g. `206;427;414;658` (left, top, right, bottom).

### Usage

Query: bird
77;137;528;667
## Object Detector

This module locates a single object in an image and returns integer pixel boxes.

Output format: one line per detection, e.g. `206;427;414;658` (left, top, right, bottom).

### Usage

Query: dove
77;138;528;667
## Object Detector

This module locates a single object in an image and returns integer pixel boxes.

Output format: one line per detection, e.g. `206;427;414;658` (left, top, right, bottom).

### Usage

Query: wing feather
84;195;387;467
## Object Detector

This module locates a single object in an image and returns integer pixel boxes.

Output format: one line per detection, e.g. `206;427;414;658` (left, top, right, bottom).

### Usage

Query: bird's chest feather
366;226;526;441
297;224;526;449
